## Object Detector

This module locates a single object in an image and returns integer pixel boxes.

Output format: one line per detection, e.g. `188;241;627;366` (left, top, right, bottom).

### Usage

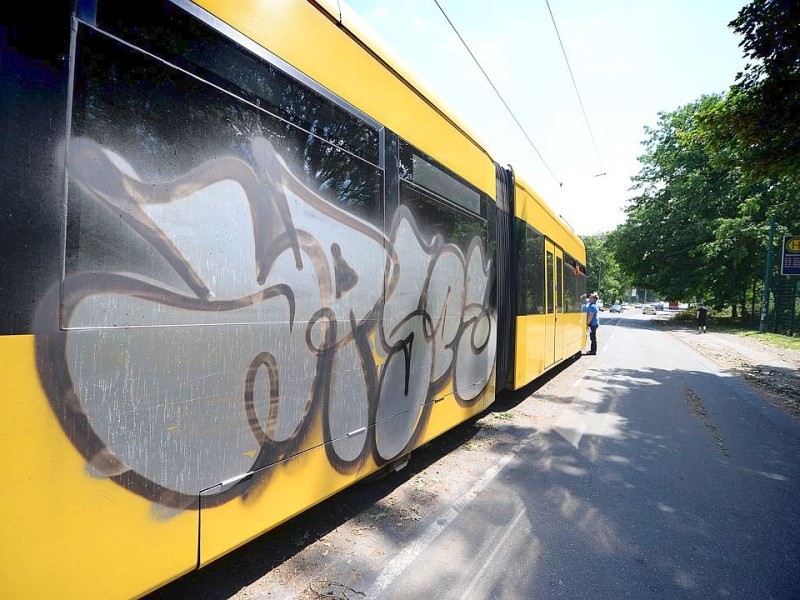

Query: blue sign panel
781;235;800;276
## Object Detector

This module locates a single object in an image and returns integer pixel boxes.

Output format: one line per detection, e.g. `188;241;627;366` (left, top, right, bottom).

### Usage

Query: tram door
544;240;557;368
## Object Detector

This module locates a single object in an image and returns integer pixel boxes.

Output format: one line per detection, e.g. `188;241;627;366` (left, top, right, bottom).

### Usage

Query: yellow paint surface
515;179;585;261
512;178;587;389
200;381;493;563
0;336;197;599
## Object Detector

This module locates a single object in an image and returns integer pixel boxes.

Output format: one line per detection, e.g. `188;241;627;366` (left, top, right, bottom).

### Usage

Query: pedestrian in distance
585;292;599;355
696;301;708;333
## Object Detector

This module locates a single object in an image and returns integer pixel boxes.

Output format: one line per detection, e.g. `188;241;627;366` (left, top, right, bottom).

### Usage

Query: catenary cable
432;0;562;186
545;0;605;174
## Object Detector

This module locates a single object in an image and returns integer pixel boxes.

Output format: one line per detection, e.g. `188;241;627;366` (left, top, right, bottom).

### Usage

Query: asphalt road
149;310;800;599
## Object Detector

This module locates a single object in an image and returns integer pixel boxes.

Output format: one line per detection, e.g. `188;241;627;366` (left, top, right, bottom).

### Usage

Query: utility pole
759;214;776;333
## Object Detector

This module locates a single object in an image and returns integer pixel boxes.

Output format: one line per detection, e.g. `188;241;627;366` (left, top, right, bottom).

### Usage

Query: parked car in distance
609;304;622;313
643;305;656;315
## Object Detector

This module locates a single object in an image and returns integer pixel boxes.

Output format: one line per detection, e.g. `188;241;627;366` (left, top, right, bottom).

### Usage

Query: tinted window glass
556;255;564;312
563;254;586;312
515;221;544;315
546;250;554;313
527;227;545;314
577;265;587;307
94;0;380;165
66;26;383;327
563;255;576;312
399;182;486;252
515;220;528;314
399;141;483;215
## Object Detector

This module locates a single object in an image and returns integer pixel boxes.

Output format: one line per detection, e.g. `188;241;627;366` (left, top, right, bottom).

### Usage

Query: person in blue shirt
585;292;599;355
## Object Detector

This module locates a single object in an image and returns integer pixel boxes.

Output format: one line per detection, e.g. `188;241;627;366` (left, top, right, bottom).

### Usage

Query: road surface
149;310;800;599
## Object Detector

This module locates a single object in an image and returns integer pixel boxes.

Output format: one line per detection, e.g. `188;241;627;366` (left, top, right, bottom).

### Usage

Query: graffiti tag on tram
35;137;496;509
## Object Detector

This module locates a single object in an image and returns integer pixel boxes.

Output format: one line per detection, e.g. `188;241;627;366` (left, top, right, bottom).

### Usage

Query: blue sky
344;0;749;236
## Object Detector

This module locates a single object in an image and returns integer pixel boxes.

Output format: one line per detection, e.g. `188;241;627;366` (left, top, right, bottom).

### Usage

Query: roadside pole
759;214;776;333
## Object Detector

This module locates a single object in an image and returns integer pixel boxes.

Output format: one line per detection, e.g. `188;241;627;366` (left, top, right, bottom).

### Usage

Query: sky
344;0;749;236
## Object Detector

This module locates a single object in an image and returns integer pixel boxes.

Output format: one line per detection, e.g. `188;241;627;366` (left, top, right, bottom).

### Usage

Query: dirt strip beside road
666;324;800;420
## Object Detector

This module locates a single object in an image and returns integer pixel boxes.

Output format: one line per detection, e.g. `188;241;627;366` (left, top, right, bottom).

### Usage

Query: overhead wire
432;0;562;186
544;0;605;175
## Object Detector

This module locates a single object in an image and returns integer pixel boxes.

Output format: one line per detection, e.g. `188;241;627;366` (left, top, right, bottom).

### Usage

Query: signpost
781;235;800;276
759;216;776;332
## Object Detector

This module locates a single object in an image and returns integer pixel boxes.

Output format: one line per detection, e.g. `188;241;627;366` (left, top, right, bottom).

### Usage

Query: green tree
614;98;723;300
582;233;629;304
699;0;800;181
613;1;800;327
612;96;774;315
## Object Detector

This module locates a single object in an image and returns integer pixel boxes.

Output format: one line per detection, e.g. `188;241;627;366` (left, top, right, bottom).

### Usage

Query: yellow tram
0;1;586;597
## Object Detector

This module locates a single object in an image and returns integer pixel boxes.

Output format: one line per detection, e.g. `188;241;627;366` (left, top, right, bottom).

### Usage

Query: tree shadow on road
389;363;800;599
148;360;800;599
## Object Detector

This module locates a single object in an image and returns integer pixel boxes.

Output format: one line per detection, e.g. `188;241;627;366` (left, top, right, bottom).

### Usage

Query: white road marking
367;441;529;598
459;507;527;599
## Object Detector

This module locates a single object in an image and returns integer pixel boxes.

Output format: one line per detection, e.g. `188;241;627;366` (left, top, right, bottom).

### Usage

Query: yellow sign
786;237;800;253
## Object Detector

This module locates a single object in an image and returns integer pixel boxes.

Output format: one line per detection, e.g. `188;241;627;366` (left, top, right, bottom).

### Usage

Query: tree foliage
613;97;734;307
607;0;800;322
612;94;800;316
581;233;629;304
699;0;800;181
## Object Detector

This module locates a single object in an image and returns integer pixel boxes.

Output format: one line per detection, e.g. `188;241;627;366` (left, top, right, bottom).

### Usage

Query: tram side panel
511;182;586;389
0;9;202;600
1;2;499;597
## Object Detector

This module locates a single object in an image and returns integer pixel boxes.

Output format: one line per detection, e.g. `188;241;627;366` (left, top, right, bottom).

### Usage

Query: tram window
546;250;554;313
93;0;379;165
515;221;544;315
577;264;587;305
556;255;564;313
515;220;528;314
563;254;586;312
399;182;486;251
563;258;573;311
66;26;383;327
399;141;483;216
564;256;576;311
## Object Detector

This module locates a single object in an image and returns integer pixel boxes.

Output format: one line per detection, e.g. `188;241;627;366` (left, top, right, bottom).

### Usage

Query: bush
673;308;698;322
